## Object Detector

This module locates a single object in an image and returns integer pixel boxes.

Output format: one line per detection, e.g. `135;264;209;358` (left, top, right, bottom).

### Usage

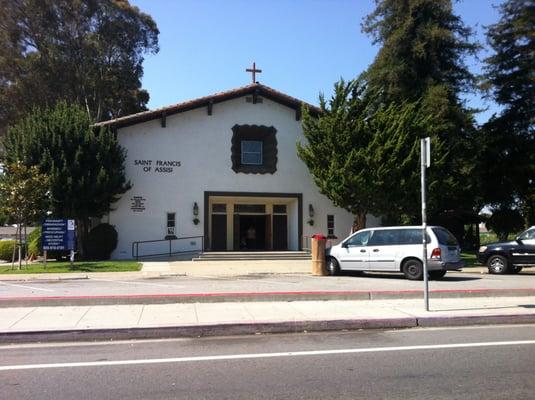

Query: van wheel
403;259;423;280
487;255;508;274
429;270;447;280
326;257;340;276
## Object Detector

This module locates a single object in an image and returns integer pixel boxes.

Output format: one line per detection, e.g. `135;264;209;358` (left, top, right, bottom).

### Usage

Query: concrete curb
2;288;535;308
2;313;535;344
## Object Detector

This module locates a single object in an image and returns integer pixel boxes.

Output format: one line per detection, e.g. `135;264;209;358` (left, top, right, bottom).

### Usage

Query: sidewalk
1;296;535;343
0;259;314;281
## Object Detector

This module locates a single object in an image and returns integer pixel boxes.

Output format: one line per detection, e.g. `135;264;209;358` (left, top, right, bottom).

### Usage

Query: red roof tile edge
94;83;320;129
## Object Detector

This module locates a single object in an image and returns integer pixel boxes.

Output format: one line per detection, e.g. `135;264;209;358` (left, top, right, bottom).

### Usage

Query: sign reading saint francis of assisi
134;159;181;173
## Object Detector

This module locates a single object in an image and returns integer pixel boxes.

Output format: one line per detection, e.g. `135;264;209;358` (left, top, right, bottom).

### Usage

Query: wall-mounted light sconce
307;204;315;226
193;202;200;225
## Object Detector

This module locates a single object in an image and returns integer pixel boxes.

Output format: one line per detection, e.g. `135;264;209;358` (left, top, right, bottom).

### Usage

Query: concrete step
192;251;311;262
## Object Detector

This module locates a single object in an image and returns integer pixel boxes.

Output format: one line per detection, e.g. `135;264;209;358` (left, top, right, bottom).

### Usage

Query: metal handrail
302;235;312;253
132;235;204;260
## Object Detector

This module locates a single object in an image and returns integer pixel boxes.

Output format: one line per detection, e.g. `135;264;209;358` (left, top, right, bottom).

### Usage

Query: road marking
1;340;534;371
90;278;183;288
0;281;54;292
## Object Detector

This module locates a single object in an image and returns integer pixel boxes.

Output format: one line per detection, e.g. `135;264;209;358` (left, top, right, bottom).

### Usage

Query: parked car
326;226;464;280
477;226;535;274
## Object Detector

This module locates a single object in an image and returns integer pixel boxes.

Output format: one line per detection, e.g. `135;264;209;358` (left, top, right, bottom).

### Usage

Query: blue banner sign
42;219;76;251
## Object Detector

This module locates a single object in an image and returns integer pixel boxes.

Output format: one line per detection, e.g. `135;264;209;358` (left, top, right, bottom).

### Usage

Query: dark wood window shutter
231;125;277;174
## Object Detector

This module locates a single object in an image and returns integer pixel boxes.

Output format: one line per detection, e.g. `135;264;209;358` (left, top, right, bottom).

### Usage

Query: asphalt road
1;270;535;301
1;324;534;399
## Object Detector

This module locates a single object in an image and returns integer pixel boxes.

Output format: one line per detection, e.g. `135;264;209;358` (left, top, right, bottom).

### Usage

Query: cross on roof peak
246;62;262;84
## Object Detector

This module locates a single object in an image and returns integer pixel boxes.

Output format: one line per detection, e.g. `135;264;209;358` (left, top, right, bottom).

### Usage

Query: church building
97;69;378;259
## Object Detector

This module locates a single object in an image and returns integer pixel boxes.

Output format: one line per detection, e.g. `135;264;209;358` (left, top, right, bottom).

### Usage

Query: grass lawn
461;251;480;268
0;260;142;274
480;232;517;245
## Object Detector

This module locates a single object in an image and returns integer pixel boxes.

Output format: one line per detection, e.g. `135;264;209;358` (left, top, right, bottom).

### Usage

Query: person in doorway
246;225;256;249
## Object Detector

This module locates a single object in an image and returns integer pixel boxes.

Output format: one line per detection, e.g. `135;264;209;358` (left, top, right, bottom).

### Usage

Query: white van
326;226;464;280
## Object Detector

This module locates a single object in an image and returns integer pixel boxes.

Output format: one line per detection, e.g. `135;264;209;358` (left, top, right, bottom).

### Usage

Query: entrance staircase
192;251;311;262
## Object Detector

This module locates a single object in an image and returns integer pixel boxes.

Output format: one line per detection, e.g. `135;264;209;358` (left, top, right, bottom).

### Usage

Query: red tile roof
95;83;320;129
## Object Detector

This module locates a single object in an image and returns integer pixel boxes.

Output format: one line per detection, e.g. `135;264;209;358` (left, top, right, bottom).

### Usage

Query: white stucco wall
107;95;379;259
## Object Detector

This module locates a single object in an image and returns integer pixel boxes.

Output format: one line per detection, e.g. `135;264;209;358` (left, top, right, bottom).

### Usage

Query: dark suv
478;226;535;274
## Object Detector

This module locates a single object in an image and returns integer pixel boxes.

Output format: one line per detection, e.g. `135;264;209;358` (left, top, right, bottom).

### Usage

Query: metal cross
246;62;262;83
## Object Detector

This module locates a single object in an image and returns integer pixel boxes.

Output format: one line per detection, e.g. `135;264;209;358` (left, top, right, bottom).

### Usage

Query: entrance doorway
205;192;302;251
235;215;267;250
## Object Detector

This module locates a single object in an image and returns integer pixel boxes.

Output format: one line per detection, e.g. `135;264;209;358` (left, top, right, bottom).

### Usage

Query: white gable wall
108;96;379;259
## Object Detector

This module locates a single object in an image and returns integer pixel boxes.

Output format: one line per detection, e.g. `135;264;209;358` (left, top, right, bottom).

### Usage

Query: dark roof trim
95;83;321;130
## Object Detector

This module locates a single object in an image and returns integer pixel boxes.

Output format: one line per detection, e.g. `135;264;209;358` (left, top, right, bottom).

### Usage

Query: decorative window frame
231;124;277;174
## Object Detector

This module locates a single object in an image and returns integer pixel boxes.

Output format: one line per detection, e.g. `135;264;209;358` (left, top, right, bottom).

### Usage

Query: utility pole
421;137;431;311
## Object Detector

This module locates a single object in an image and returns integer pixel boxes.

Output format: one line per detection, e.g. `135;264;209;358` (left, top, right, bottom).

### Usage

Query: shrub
86;223;118;260
0;240;25;261
486;208;525;241
27;227;42;257
27;226;41;244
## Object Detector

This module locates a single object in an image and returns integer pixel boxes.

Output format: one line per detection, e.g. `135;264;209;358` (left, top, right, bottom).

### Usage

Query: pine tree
480;0;535;224
362;0;479;222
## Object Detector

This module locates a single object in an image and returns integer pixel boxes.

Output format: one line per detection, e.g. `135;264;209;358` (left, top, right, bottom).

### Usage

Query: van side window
368;229;400;246
399;229;421;245
346;231;371;246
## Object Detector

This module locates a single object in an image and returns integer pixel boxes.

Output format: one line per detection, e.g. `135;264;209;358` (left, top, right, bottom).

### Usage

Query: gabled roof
95;83;320;129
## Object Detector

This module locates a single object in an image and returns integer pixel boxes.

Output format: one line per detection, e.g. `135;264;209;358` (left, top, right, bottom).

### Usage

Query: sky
130;0;505;124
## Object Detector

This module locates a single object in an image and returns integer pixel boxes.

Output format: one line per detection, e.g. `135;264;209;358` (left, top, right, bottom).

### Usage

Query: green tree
1;102;131;258
480;0;535;223
0;162;50;268
0;0;159;134
362;0;477;103
298;79;443;231
486;207;525;241
361;0;480;221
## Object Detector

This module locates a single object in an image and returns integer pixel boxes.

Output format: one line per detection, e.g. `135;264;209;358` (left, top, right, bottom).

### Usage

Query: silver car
326;226;464;280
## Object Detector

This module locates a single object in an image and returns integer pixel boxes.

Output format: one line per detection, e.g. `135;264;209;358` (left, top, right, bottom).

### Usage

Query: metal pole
421;138;429;311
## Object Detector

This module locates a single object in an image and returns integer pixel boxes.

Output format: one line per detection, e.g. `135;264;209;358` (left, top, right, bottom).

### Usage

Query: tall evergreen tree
298;79;443;230
362;0;477;103
1;102;131;258
362;0;480;222
481;0;535;224
0;0;159;134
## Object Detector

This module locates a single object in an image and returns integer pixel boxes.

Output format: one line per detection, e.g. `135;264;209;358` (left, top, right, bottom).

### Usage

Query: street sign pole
421;137;430;311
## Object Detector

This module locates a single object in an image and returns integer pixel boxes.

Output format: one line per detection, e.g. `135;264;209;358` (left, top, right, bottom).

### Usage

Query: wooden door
272;215;288;250
211;214;227;251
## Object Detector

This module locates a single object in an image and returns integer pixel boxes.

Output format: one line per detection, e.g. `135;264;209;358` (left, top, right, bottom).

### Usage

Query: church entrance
236;215;267;250
205;192;302;251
